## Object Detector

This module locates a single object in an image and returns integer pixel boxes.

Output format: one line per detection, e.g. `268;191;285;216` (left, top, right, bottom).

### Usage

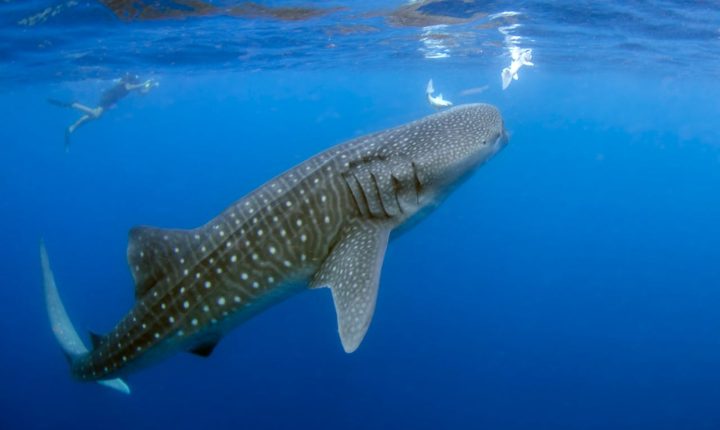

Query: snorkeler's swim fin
47;98;73;108
40;240;130;394
501;68;513;90
64;129;71;153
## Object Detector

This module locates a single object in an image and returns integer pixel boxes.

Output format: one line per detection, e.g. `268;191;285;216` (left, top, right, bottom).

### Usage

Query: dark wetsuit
98;83;130;109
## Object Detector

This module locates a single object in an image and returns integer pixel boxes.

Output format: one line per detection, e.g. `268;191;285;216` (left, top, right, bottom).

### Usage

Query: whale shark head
407;103;508;197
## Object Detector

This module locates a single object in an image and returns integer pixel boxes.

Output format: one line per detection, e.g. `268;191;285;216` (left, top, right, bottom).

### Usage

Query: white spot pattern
81;104;505;379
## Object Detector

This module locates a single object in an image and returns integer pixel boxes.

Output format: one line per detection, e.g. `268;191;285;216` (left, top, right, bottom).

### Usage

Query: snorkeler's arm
125;82;145;91
126;80;157;92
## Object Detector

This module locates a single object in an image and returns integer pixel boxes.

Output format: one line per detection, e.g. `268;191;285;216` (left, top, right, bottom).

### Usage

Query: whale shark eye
482;139;487;145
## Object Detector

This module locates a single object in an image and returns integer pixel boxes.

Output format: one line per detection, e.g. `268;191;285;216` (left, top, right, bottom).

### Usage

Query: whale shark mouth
493;130;510;153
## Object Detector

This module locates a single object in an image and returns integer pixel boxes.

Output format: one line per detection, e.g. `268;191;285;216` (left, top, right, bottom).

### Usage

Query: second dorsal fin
188;336;221;358
89;331;103;350
127;226;199;299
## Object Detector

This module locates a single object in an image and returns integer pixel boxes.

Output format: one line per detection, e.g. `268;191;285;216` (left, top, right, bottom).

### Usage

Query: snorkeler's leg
64;107;104;152
65;114;95;152
70;103;103;117
68;115;94;134
67;108;103;136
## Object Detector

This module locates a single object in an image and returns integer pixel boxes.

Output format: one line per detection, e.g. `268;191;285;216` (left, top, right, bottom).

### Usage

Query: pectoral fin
311;222;390;353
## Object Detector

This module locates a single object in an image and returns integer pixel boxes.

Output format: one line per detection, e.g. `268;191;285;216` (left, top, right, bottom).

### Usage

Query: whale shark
41;103;508;394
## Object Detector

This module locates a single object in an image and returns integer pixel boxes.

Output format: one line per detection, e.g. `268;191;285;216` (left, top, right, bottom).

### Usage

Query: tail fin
40;240;131;395
426;79;434;95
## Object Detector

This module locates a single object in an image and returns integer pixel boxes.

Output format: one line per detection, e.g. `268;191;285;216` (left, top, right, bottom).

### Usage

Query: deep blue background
1;68;720;429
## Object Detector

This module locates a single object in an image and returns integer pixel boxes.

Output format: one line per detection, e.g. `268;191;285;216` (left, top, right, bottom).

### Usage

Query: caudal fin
40;240;131;394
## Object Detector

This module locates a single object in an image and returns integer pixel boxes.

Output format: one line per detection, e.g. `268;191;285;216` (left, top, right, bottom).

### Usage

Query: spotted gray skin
42;103;508;391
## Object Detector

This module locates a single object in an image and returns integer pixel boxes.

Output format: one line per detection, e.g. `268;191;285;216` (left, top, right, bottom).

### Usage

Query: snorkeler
501;47;534;90
426;79;453;109
48;73;158;151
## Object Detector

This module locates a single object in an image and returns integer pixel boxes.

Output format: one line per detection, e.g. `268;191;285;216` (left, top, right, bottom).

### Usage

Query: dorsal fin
89;331;103;350
188;338;220;358
127;226;198;299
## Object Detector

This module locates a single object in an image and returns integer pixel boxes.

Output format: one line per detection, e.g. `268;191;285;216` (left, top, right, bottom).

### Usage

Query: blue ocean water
2;1;720;429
